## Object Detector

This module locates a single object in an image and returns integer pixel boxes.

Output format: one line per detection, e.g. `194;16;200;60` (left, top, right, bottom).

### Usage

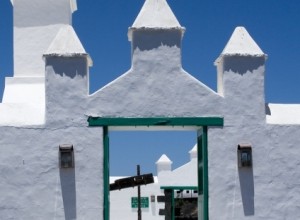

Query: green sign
131;197;149;208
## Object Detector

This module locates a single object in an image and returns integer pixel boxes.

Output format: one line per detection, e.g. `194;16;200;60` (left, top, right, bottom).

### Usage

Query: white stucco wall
0;126;104;219
208;124;300;220
1;0;300;219
0;18;104;219
104;22;300;220
208;30;300;218
87;31;223;118
0;52;105;219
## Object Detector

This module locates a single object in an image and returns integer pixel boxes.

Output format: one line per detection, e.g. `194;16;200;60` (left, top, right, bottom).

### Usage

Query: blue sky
0;0;299;176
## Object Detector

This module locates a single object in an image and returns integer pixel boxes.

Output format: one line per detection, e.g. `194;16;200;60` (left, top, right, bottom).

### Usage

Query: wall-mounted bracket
238;143;252;167
59;144;74;168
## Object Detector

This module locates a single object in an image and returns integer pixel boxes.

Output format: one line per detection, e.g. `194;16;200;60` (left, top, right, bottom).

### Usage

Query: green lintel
160;186;198;190
88;117;223;127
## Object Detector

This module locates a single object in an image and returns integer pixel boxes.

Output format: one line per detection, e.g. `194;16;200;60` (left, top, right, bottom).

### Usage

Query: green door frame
88;117;223;220
160;186;198;220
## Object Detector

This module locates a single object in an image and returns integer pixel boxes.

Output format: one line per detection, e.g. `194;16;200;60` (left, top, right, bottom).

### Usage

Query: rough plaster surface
107;21;300;219
0;13;104;218
208;124;300;220
207;32;300;219
0;126;104;219
1;0;300;219
0;53;104;219
87;42;222;118
45;57;89;127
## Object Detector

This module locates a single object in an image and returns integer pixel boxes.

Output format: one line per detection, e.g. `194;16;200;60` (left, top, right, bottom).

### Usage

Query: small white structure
110;147;198;220
1;0;300;219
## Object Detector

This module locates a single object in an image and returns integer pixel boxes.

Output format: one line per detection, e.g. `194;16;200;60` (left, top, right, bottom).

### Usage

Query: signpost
131;197;149;208
110;173;154;191
137;165;142;220
109;165;154;220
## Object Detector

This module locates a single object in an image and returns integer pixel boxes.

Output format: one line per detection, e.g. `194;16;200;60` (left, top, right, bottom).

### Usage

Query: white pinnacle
44;25;92;66
221;26;265;57
128;0;184;41
156;154;173;164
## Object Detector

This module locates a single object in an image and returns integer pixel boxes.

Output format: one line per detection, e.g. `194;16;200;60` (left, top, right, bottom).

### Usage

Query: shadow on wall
60;168;77;220
132;30;182;51
46;57;87;79
223;56;265;75
238;167;255;216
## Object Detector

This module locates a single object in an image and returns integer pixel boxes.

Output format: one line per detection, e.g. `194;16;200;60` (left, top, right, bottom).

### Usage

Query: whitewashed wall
87;29;223;118
209;49;300;219
1;0;300;219
0;14;104;219
0;126;103;219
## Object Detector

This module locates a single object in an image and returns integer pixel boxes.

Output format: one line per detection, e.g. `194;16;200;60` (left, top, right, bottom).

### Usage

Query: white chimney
156;154;172;174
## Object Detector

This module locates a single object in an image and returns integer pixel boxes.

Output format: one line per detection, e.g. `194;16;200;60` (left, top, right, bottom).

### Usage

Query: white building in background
110;145;198;220
1;0;300;220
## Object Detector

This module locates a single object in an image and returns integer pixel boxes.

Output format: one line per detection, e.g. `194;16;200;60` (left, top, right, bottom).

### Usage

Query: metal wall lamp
59;144;74;168
238;143;252;167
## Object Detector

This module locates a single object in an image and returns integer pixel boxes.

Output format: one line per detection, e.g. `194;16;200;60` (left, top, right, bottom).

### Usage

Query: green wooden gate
88;117;223;220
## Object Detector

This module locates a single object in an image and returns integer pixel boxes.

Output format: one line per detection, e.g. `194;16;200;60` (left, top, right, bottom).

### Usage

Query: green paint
197;131;203;195
88;117;223;127
131;197;149;208
202;126;209;220
97;117;223;220
197;131;204;219
103;127;110;220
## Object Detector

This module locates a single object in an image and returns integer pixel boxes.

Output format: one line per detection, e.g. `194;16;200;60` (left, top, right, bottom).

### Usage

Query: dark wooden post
164;189;173;220
137;165;142;220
